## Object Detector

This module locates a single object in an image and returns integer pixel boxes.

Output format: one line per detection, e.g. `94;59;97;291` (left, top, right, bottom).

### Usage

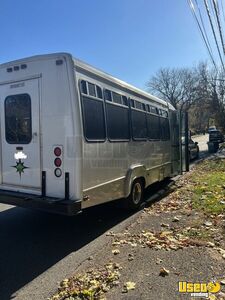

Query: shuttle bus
0;53;187;215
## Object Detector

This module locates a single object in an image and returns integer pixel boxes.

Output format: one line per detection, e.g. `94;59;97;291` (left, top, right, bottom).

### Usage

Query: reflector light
54;157;62;167
54;168;62;177
54;147;61;156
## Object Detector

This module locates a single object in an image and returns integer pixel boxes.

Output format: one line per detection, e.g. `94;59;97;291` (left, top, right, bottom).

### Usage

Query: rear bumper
0;189;82;216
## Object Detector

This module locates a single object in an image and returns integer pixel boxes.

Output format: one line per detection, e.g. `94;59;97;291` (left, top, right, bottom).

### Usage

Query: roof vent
56;59;63;65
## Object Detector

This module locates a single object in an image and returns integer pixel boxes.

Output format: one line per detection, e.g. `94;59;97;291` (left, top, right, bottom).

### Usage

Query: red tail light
54;147;62;156
54;158;62;167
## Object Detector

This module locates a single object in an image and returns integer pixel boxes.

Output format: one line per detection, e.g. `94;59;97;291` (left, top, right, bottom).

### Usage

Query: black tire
125;179;144;210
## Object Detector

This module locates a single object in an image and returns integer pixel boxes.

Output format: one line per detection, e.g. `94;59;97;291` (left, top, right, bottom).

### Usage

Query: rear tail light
54;158;62;167
54;147;62;156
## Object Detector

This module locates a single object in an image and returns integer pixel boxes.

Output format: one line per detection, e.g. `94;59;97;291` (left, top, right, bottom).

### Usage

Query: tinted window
106;103;130;140
5;94;32;144
131;110;147;139
122;96;128;106
80;80;87;94
161;110;168;117
150;106;158;114
130;99;135;108
96;86;103;99
147;114;160;140
104;89;112;101
112;92;121;104
160;117;170;140
82;96;106;141
136;101;143;110
88;82;96;97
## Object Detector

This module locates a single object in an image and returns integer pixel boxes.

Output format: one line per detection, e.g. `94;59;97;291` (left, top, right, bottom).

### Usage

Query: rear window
5;94;32;144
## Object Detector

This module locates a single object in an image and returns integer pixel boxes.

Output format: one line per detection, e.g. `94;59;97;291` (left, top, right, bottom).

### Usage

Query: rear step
0;189;81;216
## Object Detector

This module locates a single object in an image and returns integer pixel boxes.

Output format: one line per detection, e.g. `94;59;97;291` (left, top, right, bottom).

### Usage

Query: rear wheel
125;179;144;210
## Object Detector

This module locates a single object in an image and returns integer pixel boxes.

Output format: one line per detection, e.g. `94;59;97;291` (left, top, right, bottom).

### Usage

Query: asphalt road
192;133;209;155
0;202;140;300
0;134;209;300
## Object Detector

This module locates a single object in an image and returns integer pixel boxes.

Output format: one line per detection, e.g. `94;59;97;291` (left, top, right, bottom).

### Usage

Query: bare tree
146;67;197;110
208;68;225;131
147;63;225;132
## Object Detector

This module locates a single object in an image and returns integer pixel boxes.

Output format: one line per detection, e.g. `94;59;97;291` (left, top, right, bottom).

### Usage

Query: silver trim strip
83;176;125;192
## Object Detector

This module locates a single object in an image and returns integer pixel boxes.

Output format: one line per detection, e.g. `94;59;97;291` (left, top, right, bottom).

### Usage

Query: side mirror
195;142;198;145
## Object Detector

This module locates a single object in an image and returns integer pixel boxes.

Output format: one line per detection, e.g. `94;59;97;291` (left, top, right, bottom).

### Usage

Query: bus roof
73;56;175;110
0;52;175;110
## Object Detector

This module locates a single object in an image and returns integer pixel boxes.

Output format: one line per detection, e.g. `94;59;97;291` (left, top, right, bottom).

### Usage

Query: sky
0;0;211;89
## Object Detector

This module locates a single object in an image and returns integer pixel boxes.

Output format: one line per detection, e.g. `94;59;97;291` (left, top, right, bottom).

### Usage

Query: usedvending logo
178;281;221;298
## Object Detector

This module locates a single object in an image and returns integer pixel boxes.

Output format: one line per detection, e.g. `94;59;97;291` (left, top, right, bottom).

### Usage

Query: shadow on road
0;202;133;300
0;147;209;300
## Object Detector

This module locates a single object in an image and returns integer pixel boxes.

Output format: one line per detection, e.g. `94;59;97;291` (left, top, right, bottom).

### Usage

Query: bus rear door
0;78;41;189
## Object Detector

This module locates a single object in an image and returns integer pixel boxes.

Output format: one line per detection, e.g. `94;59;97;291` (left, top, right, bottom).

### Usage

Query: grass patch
191;171;225;215
182;158;225;215
182;227;211;241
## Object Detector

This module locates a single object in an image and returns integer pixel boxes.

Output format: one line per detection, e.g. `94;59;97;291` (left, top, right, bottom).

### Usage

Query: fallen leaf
161;223;170;228
112;249;120;255
112;241;121;246
124;281;136;291
172;216;180;222
159;267;170;277
204;221;213;227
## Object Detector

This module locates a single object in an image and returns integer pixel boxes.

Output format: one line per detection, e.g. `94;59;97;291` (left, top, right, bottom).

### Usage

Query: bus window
160;117;170;140
80;80;88;94
104;89;112;101
88;82;96;97
5;94;32;144
150;106;158;114
96;86;103;99
147;114;160;140
122;96;128;106
131;110;147;140
112;92;122;104
106;103;130;140
82;96;106;141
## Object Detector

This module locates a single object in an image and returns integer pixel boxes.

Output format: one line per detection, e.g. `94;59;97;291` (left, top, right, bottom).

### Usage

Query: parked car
189;139;199;160
209;130;224;143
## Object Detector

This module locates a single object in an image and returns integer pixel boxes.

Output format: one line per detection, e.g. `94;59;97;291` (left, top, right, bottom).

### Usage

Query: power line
194;0;214;55
212;0;225;54
209;0;219;29
204;0;225;71
220;0;225;24
188;0;217;69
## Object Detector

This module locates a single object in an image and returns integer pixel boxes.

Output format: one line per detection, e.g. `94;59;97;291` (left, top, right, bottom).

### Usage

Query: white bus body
0;53;182;215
